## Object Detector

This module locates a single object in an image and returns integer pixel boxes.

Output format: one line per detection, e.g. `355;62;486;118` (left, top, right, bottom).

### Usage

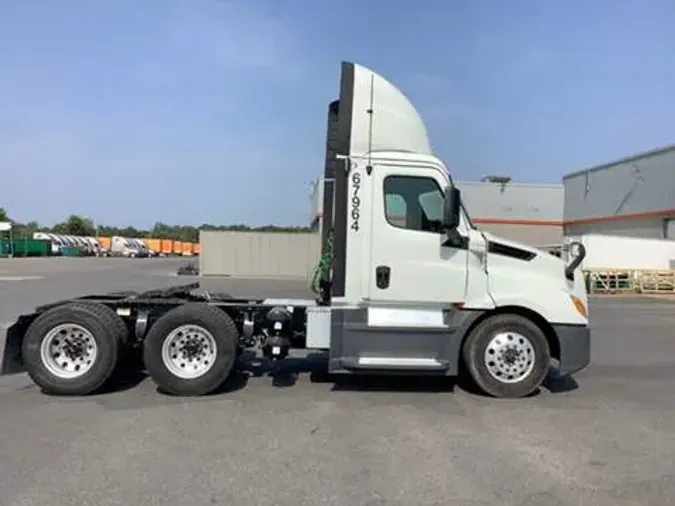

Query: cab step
338;356;450;371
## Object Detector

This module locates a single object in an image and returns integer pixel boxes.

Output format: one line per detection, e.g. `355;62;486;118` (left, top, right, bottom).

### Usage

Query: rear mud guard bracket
1;320;29;375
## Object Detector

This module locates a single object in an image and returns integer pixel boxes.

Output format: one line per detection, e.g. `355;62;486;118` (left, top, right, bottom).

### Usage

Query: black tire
143;303;238;396
22;302;125;395
462;314;550;398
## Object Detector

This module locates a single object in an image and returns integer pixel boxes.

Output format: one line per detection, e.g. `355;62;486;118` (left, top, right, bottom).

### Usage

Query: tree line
0;208;312;243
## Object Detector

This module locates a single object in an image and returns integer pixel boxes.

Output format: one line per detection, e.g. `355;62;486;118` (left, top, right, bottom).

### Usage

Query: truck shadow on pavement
222;351;461;394
205;351;579;398
99;366;149;395
96;349;578;398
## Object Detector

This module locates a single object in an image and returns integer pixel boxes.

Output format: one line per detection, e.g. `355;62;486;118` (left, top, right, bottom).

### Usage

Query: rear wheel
22;302;126;395
143;303;238;396
462;314;550;398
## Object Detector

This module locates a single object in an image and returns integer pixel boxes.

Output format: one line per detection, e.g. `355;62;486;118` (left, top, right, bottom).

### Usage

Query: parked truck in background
33;232;62;255
110;236;142;258
0;61;590;399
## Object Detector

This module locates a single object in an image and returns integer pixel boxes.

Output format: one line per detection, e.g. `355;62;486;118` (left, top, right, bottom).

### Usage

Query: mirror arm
442;229;467;249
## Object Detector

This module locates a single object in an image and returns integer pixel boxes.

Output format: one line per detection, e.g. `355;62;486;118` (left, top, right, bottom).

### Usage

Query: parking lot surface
1;258;674;506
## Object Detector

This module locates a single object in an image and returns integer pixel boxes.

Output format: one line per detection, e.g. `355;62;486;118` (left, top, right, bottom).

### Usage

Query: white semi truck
0;61;590;399
110;236;143;257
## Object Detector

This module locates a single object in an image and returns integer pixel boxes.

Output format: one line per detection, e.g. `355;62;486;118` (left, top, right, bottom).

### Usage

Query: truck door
367;165;468;305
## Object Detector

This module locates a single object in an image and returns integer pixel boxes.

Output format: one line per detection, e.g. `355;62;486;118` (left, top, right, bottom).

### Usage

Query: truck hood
481;230;587;303
481;230;568;283
480;230;588;324
481;231;541;258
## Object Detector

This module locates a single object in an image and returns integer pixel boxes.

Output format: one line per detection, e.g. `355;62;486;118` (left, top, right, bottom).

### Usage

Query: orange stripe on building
564;209;675;226
473;218;563;226
476;209;675;227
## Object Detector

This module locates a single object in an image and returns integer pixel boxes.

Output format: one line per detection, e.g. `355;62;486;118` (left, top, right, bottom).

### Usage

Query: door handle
375;266;391;289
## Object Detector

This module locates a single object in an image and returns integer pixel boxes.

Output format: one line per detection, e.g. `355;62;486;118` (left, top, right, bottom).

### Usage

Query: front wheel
462;314;550;398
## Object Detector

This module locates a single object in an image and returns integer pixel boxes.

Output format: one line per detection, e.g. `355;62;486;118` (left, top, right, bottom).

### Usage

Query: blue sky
2;0;674;228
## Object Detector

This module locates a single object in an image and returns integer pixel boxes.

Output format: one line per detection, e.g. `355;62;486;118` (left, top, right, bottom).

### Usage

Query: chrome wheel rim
161;325;217;379
484;331;535;383
40;324;98;379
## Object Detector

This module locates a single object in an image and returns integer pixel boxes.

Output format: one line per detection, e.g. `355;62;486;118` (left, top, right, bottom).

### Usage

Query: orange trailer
160;239;173;255
145;238;161;254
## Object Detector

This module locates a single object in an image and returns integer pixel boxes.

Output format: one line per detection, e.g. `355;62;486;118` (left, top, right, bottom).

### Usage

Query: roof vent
481;175;512;184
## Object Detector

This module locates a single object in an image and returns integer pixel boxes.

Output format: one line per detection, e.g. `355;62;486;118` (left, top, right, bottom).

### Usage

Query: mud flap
1;320;28;375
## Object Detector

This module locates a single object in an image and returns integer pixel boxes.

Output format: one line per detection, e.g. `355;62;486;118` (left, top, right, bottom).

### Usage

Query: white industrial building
458;177;563;247
564;144;675;239
563;144;675;271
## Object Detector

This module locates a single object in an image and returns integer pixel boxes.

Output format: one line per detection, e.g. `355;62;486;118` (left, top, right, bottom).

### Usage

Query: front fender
490;291;587;325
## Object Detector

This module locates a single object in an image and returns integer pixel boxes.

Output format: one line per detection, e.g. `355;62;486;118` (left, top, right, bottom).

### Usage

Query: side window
384;176;444;233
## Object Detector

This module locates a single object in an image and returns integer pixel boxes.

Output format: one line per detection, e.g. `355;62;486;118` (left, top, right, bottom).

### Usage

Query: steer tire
22;302;124;395
462;314;550;399
143;303;238;396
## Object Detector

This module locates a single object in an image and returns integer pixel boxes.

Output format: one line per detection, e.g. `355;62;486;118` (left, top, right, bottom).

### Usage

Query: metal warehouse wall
563;145;675;238
200;231;321;278
456;180;563;247
473;222;563;246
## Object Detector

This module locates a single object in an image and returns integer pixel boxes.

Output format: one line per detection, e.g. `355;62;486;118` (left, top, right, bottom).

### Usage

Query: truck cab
309;61;590;397
337;150;588;320
111;236;141;258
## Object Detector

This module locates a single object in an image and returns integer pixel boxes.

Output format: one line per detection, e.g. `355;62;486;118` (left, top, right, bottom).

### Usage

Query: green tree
25;221;39;234
0;207;313;240
53;215;96;236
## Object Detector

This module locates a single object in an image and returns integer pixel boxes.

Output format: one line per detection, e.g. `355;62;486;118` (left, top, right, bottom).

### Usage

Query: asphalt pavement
0;257;674;506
